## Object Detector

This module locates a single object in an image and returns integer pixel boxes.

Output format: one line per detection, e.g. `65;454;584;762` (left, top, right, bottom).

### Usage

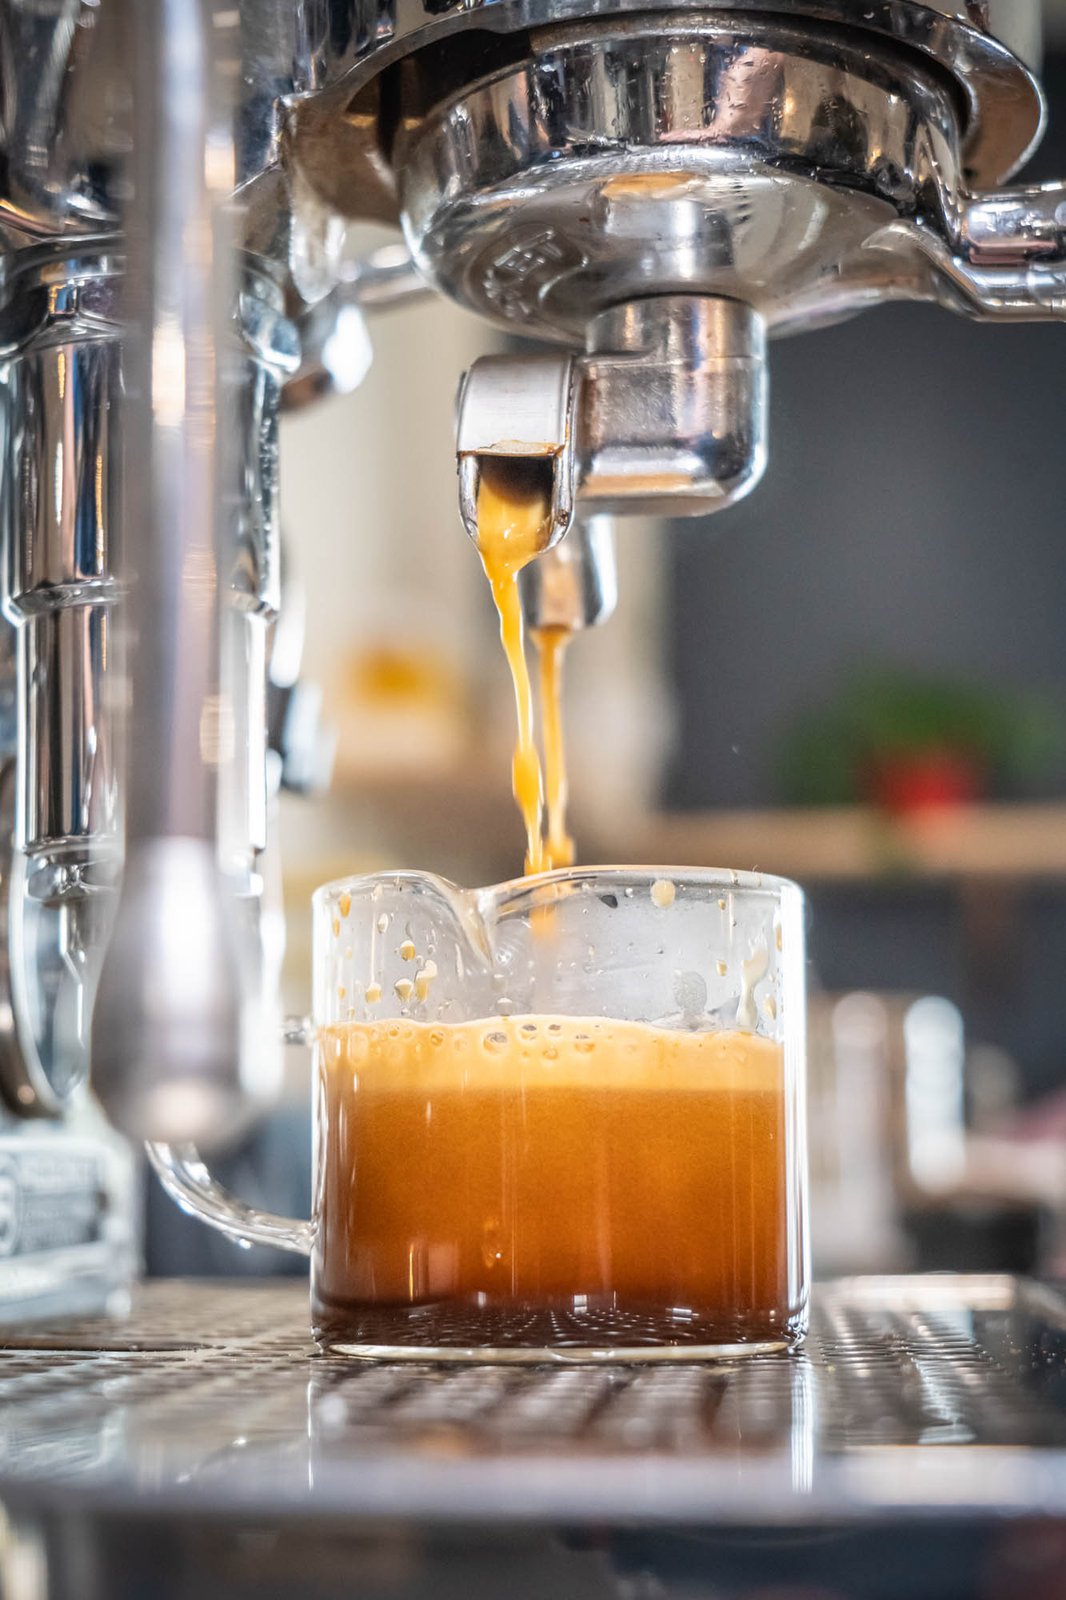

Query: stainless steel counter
1;1275;1066;1599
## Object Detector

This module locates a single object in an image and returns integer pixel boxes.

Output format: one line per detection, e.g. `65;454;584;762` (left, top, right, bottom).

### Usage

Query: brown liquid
475;463;552;874
312;1017;793;1348
532;626;574;870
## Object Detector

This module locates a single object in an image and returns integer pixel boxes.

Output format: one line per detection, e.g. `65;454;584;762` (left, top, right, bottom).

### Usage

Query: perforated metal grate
1;1277;1066;1522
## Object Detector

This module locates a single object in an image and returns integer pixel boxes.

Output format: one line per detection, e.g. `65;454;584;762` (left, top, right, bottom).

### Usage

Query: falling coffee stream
476;462;551;874
532;625;574;870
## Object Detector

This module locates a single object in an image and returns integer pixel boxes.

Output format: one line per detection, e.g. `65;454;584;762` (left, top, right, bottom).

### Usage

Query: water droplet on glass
674;971;708;1016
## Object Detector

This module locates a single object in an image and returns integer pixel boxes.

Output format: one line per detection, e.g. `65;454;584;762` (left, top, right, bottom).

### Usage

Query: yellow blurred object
346;642;464;709
332;632;471;782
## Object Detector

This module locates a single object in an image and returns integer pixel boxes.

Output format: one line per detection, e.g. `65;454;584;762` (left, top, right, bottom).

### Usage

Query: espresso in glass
156;866;806;1358
313;1014;789;1352
308;867;807;1360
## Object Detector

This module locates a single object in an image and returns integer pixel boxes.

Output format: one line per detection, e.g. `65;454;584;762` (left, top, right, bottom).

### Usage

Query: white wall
280;295;493;693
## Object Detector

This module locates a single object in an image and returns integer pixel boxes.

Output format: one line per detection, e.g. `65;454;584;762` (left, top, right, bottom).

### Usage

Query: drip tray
1;1275;1066;1526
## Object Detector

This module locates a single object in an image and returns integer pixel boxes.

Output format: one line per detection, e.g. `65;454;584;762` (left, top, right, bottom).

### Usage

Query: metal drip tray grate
0;1280;311;1351
1;1276;1066;1524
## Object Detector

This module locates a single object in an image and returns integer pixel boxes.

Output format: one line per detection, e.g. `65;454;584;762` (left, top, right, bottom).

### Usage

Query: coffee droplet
400;939;416;962
365;982;382;1005
339;892;352;919
718;898;727;912
738;944;770;1030
651;879;676;909
415;960;438;1003
394;978;414;1003
716;960;728;977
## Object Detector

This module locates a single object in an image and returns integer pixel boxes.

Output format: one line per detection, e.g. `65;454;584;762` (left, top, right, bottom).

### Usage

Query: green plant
778;668;1065;807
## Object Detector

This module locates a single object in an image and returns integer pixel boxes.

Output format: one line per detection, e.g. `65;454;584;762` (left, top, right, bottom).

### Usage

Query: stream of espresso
531;625;574;870
475;461;576;873
474;461;552;873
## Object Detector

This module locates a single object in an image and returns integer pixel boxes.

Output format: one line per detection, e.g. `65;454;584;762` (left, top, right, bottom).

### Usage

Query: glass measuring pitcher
151;866;809;1361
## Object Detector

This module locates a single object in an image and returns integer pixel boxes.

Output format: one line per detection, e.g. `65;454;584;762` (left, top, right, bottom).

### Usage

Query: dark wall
666;57;1066;811
664;57;1066;1099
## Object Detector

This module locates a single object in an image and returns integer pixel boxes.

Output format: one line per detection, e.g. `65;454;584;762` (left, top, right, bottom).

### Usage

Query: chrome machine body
0;0;1063;1317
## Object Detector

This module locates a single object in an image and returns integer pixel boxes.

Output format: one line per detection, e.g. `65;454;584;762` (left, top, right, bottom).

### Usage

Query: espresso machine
0;0;1063;1309
6;7;1066;1596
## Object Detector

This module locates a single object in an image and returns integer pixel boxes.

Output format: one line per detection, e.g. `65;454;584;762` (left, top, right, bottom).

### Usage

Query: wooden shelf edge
285;786;1066;887
587;803;1066;882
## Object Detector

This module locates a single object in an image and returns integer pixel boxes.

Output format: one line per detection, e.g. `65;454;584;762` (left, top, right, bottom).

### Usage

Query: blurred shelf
602;802;1066;884
280;751;521;897
292;758;1066;885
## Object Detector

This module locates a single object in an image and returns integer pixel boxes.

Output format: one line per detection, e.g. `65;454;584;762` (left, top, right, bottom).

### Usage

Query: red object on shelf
862;749;986;817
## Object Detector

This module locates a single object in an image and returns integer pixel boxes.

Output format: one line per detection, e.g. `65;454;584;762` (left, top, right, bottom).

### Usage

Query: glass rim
312;863;802;910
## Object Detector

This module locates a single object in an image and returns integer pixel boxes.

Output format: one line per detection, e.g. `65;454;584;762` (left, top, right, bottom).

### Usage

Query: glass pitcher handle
145;1142;313;1255
144;1014;314;1257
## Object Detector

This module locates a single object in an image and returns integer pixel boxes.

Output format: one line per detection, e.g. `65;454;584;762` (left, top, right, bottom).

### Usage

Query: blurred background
148;6;1066;1285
